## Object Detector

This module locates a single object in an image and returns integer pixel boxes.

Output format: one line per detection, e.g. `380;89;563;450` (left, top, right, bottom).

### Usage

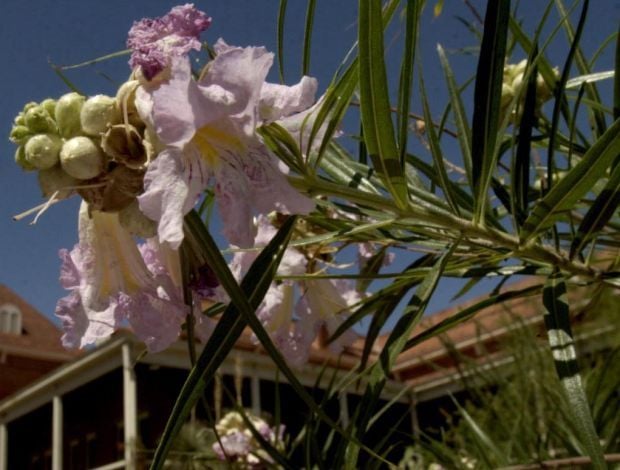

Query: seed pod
38;166;78;199
80;95;121;136
25;133;63;170
55;92;85;138
60;136;106;179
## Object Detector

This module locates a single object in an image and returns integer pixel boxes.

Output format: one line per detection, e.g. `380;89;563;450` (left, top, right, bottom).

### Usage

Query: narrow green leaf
397;0;421;166
512;48;539;229
470;0;511;225
150;212;296;469
404;283;541;351
614;25;620;120
420;69;461;215
437;44;473;189
55;49;130;70
570;161;620;258
277;0;288;83
188;217;390;465
542;270;605;468
302;0;316;76
521;118;620;241
344;243;457;467
547;0;592;192
358;0;408;209
555;0;606;137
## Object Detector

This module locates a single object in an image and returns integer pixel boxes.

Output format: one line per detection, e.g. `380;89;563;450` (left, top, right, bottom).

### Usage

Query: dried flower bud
14;146;35;171
55;92;85;138
24;106;57;133
116;80;144;128
9;125;32;145
80;95;121;136
38;166;78;199
101;124;148;169
60;136;105;179
24;133;63;169
118;199;157;238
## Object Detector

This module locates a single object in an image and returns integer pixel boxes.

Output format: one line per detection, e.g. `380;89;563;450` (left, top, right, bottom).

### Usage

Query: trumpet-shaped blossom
55;202;217;352
231;216;359;366
135;39;316;248
212;411;285;466
127;4;212;80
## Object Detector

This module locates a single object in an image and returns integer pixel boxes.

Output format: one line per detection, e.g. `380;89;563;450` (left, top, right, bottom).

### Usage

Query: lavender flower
231;216;360;366
135;40;316;248
127;4;211;80
55;201;219;352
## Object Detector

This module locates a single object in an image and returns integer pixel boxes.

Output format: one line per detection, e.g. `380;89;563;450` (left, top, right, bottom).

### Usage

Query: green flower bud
24;133;63;170
511;74;524;93
14;146;36;171
23;102;38;113
24;106;57;133
118;200;157;238
13;112;25;126
55;92;85;138
9;125;32;145
80;95;121;136
40;98;57;117
500;83;514;108
38;166;78;199
60;136;105;179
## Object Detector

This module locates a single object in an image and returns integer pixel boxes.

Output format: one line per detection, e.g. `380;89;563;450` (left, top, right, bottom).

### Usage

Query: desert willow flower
56;201;220;352
230;216;360;366
133;37;317;249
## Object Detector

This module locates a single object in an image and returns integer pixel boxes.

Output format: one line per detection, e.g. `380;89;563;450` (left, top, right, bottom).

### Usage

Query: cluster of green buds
9;80;157;237
500;59;559;124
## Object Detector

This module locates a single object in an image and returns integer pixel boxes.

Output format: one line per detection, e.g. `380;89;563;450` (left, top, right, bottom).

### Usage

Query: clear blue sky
1;1;617;324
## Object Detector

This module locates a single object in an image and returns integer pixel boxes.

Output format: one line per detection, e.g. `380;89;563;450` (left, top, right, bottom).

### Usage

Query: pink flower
135;40;316;249
127;4;212;80
231;216;359;366
54;202;218;352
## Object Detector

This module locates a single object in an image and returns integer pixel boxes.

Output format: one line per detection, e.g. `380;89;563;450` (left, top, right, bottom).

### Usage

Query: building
0;280;615;469
0;284;76;401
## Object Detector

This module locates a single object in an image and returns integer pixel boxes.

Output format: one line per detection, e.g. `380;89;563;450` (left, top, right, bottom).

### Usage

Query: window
0;304;22;335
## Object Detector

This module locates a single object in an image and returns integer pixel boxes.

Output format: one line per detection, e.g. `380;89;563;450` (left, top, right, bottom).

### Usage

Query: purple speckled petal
138;148;209;249
127;4;211;80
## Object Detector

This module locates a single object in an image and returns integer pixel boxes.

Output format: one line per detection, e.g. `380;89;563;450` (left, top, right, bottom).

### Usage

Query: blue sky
0;1;617;325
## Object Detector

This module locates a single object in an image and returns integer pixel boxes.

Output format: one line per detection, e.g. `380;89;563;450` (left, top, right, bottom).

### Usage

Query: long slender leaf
397;0;421;166
615;25;620;120
521;117;620;241
302;0;316;76
470;0;511;224
542;270;605;468
570;160;620;258
404;283;542;351
277;0;288;83
358;0;408;209
555;0;606;138
150;213;297;469
437;44;473;189
546;0;591;192
419;69;461;215
512;47;539;229
344;243;457;468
